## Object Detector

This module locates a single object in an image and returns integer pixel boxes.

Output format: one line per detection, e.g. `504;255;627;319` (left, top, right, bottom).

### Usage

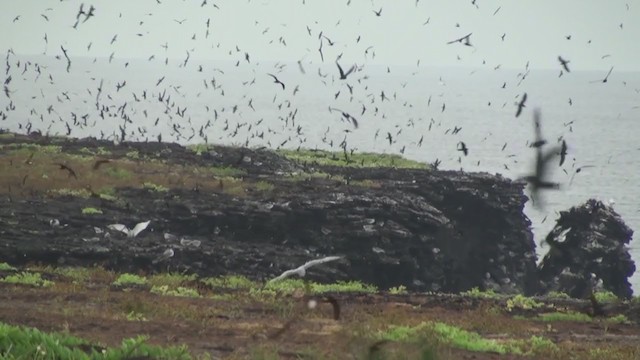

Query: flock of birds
1;2;636;279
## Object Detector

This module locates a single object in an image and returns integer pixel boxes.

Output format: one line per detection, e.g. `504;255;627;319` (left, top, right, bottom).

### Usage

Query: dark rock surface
537;199;636;299
0;134;635;296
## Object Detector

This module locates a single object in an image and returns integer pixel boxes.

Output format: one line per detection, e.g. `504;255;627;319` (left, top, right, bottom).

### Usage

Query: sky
1;0;638;72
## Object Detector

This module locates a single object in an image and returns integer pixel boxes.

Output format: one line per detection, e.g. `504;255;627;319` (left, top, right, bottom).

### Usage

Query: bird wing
107;224;129;235
268;268;298;283
131;220;151;237
301;256;342;270
336;62;345;77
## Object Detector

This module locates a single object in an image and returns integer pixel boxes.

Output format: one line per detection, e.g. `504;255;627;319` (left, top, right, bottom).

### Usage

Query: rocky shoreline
0;132;635;297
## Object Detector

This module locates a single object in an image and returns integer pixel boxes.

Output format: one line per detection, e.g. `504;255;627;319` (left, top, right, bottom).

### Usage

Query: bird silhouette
268;256;342;283
558;56;571;72
590;66;614;83
520;110;562;208
446;33;472;46
267;73;285;90
515;92;527;117
54;163;77;179
336;61;356;80
457;141;469;156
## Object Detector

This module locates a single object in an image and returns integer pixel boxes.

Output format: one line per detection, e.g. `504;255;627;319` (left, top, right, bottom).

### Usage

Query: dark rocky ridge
0;133;634;296
538;199;636;299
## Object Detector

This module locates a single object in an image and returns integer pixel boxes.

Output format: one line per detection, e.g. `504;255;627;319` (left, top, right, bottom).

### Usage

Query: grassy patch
51;267;92;284
0;322;191;359
537;311;593;322
50;188;91;198
112;273;148;287
104;167;132;180
151;285;200;298
594;290;618;303
143;182;169;192
210;166;247;178
506;294;544;311
0;262;16;271
461;287;500;299
278;148;429;169
1;272;53;287
187;143;211;156
202;275;257;290
149;273;198;288
389;285;408;295
81;207;103;215
379;322;558;356
265;279;377;294
253;180;275;192
547;291;571;299
0;143;62;155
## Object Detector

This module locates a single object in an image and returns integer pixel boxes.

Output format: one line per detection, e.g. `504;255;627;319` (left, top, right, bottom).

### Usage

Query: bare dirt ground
1;267;639;359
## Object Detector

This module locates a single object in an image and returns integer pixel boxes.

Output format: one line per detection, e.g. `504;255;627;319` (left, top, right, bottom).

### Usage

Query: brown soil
1;270;639;359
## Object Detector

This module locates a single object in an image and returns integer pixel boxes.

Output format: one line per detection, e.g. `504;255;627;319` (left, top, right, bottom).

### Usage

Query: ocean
2;55;639;292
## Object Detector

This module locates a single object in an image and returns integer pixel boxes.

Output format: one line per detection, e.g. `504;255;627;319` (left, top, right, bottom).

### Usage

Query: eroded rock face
537;199;635;299
0;136;541;294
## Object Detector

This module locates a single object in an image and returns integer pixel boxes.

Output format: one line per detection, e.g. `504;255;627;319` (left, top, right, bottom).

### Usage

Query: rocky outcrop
0;134;541;294
537;199;636;299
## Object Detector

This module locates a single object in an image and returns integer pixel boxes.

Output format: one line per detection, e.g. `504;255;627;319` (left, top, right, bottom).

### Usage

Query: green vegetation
112;273;148;287
0;143;62;155
51;267;92;284
594;290;618;303
265;279;377;294
506;294;544;311
96;187;118;201
461;287;500;299
104;167;132;179
143;182;169;192
0;262;16;271
547;291;571;299
82;207;103;215
1;272;53;287
537;311;593;323
187;143;212;156
149;272;198;288
607;314;630;324
50;188;91;198
79;146;111;156
253;180;275;192
389;285;408;295
209;166;247;178
151;285;200;298
277;148;429;169
202;275;257;289
379;322;558;356
0;322;191;359
125;150;141;159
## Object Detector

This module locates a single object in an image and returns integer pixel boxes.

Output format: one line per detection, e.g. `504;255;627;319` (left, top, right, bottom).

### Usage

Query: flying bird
336;61;356;80
152;248;175;264
268;256;342;283
520;110;562;208
515;92;527;117
457;141;469;156
373;8;382;16
558;56;571;72
54;163;77;179
446;33;472;46
267;73;285;90
107;220;151;238
590;66;614;83
329;107;359;128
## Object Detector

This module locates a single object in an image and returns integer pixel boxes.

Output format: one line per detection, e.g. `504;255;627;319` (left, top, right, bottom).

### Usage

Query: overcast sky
0;0;638;71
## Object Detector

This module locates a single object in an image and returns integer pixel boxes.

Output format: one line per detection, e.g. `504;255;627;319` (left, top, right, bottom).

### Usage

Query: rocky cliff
0;133;634;296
